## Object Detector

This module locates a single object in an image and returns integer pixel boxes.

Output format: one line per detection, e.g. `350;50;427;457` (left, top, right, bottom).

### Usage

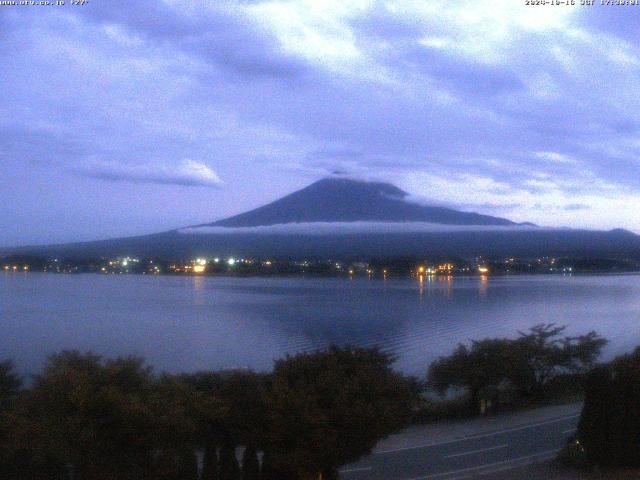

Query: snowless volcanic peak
208;177;519;228
9;179;640;261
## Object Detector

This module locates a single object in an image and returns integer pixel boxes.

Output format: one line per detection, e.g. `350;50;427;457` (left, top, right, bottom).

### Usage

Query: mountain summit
208;178;519;227
5;177;639;260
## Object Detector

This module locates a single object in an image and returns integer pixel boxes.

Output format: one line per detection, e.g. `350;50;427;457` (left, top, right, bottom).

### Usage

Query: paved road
340;407;581;480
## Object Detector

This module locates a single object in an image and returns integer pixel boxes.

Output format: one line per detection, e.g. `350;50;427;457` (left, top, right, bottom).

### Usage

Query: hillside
2;178;640;260
205;178;521;227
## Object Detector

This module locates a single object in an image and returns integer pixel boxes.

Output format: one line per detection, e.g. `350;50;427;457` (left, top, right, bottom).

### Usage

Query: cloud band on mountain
180;222;542;236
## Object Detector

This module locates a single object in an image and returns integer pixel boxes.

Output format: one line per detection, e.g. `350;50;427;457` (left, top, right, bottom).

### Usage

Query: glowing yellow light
193;265;206;274
418;266;426;274
437;263;454;272
478;266;490;274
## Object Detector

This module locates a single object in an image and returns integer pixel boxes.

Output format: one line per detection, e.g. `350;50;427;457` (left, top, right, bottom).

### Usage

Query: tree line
427;323;607;415
427;324;640;470
0;347;418;480
0;324;616;479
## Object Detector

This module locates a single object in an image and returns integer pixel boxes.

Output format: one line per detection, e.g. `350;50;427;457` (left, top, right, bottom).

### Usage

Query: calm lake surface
1;273;639;377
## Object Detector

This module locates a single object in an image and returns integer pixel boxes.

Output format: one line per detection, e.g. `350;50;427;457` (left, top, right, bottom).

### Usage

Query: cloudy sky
2;1;640;246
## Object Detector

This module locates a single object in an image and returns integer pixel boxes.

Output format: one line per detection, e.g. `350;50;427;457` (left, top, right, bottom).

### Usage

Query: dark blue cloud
397;45;525;96
579;6;640;43
71;0;308;80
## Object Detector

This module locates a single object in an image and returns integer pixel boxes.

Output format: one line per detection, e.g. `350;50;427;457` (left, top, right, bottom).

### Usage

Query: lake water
1;273;639;377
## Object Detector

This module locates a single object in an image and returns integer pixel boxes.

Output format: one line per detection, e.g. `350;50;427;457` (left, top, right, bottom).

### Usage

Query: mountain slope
207;178;520;227
3;178;640;260
7;227;640;261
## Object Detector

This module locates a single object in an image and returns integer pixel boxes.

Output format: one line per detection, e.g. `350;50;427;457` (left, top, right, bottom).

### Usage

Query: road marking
563;428;577;434
405;448;561;480
375;414;579;455
443;444;508;459
339;466;372;474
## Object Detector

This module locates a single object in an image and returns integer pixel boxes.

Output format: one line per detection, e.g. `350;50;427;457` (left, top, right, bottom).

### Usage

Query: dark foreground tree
0;347;416;480
577;347;640;467
428;338;514;413
202;445;219;479
218;372;269;448
11;351;199;480
0;360;21;411
219;443;240;480
241;444;260;480
265;346;419;480
178;369;267;472
260;450;296;480
428;324;607;413
510;324;607;397
0;360;24;479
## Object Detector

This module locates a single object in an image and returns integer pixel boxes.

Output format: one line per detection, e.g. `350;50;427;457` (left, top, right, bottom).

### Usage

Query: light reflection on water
1;272;639;377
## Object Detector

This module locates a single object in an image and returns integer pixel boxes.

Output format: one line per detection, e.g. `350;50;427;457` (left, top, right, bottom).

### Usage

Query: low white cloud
399;170;640;232
535;151;577;164
77;159;222;187
180;221;540;236
246;0;366;73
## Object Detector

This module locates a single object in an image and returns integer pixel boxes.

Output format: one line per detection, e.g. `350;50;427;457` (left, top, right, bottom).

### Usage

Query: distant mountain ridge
205;178;523;228
2;177;640;260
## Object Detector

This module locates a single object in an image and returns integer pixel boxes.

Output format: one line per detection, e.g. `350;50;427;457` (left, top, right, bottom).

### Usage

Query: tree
18;351;197;480
428;338;517;413
428;325;607;413
0;360;21;411
259;450;295;480
176;371;229;480
0;360;26;479
176;449;199;480
241;444;260;480
265;346;418;480
179;371;259;444
219;443;240;480
218;372;269;448
577;347;640;467
202;445;219;480
510;324;606;397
